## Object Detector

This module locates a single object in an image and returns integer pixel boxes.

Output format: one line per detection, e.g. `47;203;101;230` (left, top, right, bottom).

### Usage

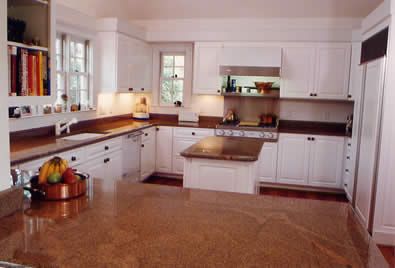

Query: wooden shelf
8;0;48;6
7;41;48;52
221;91;280;99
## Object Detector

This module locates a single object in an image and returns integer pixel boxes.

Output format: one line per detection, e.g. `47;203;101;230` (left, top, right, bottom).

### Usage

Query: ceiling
59;0;383;20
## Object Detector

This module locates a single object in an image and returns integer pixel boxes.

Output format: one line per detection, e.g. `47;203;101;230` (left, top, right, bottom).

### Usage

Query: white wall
1;0;11;189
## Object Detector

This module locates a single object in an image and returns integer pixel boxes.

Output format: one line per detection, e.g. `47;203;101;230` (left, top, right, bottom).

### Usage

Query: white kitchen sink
60;133;106;141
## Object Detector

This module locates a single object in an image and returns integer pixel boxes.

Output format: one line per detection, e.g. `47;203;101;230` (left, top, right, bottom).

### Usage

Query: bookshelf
7;0;56;107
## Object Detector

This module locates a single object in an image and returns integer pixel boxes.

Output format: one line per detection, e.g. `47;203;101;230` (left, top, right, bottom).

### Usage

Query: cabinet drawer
173;127;214;138
173;137;200;156
142;127;155;142
85;138;122;160
59;149;86;167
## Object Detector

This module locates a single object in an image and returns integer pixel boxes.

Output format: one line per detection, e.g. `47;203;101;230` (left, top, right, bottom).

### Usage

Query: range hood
220;47;281;77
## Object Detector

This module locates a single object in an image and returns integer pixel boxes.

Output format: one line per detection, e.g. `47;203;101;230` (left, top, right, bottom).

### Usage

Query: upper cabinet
97;32;152;94
193;42;223;95
281;43;351;100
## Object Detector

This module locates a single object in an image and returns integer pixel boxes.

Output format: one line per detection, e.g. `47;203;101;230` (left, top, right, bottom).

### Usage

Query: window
160;53;185;106
56;33;91;110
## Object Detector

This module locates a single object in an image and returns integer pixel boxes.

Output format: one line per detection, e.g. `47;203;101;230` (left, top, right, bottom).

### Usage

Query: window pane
56;39;62;55
74;58;85;72
163;56;174;67
56;73;65;90
174;80;183;103
175;56;184;67
76;43;85;58
163;67;174;78
70;42;75;57
56;56;62;71
174;67;184;78
161;80;172;104
70;58;75;72
79;75;88;90
80;90;88;105
69;89;79;105
70;75;78;90
56;90;65;103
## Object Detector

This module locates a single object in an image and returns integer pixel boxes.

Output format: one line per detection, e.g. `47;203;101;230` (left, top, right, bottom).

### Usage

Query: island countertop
180;136;265;161
0;179;387;267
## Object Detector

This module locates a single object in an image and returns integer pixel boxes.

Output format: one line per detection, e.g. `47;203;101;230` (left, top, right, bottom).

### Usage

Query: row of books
8;45;51;96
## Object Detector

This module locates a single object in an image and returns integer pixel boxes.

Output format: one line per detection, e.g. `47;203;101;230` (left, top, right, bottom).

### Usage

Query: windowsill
9;109;97;120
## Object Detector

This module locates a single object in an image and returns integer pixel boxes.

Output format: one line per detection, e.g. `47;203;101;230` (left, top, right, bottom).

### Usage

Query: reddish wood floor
143;176;394;266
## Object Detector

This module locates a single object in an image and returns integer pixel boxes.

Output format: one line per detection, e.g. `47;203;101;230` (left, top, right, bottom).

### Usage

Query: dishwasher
122;131;143;181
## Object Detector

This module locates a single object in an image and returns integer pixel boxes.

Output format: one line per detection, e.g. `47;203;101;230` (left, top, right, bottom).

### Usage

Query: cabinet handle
217;90;221;93
311;137;315;141
307;137;311;141
192;132;196;136
141;88;145;91
104;158;110;163
345;169;349;172
314;94;318;97
310;93;313;97
156;127;160;131
145;133;148;136
71;156;77;162
105;146;109;151
128;88;134;91
348;143;351;147
346;156;350;160
141;144;145;148
348;94;352;98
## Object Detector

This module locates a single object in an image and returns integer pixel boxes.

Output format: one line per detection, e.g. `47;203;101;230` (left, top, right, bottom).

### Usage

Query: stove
215;121;279;141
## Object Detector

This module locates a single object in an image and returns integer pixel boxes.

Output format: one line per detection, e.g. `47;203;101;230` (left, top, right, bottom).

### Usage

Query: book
31;51;43;96
8;46;11;95
19;49;28;96
10;46;17;96
42;55;48;96
32;56;37;96
47;57;51;96
28;55;34;96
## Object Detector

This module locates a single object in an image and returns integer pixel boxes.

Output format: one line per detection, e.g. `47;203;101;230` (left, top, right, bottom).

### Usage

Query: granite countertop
181;136;264;161
279;120;349;137
0;179;388;267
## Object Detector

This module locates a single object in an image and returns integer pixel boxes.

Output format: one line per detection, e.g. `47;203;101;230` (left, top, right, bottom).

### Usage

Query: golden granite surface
0;179;388;267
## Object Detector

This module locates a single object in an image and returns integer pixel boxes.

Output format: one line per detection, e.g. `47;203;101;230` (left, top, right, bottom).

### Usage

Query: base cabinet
79;150;123;182
141;128;156;180
277;133;344;189
258;142;278;183
155;126;173;173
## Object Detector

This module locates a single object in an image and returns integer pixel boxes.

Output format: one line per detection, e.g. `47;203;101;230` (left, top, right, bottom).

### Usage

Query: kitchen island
0;179;387;267
181;136;264;194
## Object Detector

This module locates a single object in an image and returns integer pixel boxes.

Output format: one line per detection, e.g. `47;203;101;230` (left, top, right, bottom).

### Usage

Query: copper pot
25;172;89;201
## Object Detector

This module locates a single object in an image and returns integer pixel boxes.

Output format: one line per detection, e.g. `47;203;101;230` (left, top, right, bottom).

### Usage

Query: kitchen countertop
10;116;348;166
181;136;264;161
0;179;388;267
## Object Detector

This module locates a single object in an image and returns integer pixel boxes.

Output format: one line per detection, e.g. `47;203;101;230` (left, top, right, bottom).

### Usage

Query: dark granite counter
181;136;264;161
0;179;388;267
279;120;349;137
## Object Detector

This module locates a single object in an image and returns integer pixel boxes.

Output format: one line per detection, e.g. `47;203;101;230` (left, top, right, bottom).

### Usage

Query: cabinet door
129;39;150;92
155;127;173;173
79;156;107;180
308;136;344;188
172;137;199;174
314;45;351;99
348;43;363;101
193;43;222;95
258;142;278;183
141;136;156;180
105;150;123;181
281;47;315;99
277;134;310;185
116;33;131;92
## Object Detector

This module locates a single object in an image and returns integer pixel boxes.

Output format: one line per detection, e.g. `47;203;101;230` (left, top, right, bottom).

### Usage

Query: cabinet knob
348;143;351;147
71;156;77;161
314;94;318;97
217;90;221;93
145;133;148;136
129;88;134;91
348;94;352;98
347;156;350;160
310;93;313;97
307;137;311;141
192;132;195;136
156;127;160;131
141;88;145;91
105;146;109;151
104;158;110;163
311;137;315;141
345;169;349;172
141;144;145;148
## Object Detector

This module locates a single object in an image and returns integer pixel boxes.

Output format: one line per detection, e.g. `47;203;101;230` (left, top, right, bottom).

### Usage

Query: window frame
56;33;92;111
159;52;186;107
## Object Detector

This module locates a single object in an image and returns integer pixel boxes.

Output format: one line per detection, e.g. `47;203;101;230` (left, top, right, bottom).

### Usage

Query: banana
59;163;66;175
54;163;60;174
46;162;55;178
61;158;69;169
38;161;51;184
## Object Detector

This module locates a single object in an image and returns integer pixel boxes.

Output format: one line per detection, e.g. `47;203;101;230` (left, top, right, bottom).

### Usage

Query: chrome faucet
55;118;78;136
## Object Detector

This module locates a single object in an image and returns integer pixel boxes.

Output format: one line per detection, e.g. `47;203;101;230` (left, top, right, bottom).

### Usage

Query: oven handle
126;131;144;139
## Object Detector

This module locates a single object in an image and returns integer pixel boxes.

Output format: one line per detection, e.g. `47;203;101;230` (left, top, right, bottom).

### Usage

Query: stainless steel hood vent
219;46;282;77
219;66;280;77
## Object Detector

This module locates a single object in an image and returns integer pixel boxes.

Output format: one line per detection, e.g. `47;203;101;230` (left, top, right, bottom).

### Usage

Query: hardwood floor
143;176;394;266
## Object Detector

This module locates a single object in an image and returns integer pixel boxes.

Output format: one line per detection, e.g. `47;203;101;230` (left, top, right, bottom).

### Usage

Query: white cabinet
314;45;351;100
141;127;156;180
281;43;351;100
97;32;152;93
172;127;214;175
277;133;344;188
155;126;173;173
309;136;345;188
193;42;222;95
277;134;310;186
258;142;278;183
281;47;316;99
79;150;123;182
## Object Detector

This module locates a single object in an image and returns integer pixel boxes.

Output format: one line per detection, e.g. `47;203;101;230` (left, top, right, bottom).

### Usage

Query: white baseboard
373;230;395;246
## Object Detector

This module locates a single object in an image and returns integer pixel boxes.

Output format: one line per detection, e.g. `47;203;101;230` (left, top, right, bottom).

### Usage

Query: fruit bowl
25;172;90;201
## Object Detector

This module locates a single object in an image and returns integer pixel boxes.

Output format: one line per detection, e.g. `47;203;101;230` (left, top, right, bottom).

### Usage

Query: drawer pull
311;137;315;141
156;127;160;131
345;169;349;172
105;146;109;151
129;88;134;91
141;88;145;91
217;90;221;93
307;137;311;141
141;144;145;148
71;156;77;162
348;94;352;98
192;132;196;136
347;156;350;160
145;133;148;136
348;143;351;147
310;93;313;97
104;158;110;163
